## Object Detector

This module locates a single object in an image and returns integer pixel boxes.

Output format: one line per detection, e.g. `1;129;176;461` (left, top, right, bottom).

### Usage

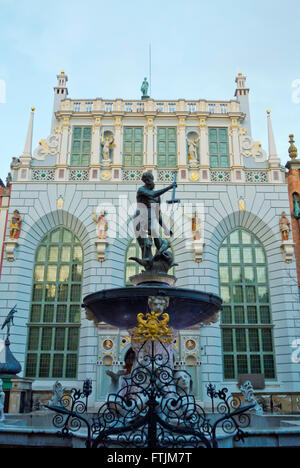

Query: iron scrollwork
46;343;254;448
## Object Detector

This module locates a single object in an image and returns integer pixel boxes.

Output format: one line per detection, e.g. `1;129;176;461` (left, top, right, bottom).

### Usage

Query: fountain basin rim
82;286;222;307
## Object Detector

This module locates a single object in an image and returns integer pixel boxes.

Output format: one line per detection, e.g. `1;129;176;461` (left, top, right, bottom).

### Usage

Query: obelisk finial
289;134;298;160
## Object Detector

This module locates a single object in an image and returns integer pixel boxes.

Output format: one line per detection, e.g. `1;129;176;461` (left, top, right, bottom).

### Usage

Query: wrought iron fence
46;340;254;449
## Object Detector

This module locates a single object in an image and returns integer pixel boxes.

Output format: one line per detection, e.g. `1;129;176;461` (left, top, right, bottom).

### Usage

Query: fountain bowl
82;285;222;330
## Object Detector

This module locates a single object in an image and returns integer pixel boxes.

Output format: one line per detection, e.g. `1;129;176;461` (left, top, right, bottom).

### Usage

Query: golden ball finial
238;72;243;76
267;110;271;115
61;70;65;75
31;107;35;112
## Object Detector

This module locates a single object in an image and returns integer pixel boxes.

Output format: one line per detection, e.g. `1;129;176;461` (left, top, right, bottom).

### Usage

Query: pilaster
112;117;123;167
177;117;187;167
91;117;102;166
57;116;71;166
199;119;209;168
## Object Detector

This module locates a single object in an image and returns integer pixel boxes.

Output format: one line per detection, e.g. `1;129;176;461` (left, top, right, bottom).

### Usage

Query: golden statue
9;210;22;240
185;209;202;241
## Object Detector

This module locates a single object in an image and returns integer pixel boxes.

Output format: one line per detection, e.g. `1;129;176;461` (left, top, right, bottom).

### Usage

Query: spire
267;110;280;168
20;107;35;164
235;72;249;97
51;71;68;132
234;72;252;136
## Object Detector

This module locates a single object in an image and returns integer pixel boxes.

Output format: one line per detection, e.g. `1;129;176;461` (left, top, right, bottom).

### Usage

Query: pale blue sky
0;0;300;179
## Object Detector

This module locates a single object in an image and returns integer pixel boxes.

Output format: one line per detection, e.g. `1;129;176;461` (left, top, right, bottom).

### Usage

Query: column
230;119;242;167
177;117;187;167
199;119;209;167
112;117;123;167
145;117;155;167
91;117;101;166
57;116;71;166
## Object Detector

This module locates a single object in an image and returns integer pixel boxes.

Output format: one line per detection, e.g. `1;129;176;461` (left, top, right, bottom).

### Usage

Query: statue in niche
184;209;202;241
101;132;114;165
279;212;291;242
187;136;200;166
93;210;108;240
130;172;178;274
141;77;149;98
9;210;22;239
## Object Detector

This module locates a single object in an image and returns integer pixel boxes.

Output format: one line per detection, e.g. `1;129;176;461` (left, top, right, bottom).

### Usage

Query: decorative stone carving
202;311;220;326
240;133;267;162
4;241;18;262
210;170;231;182
187;135;200;167
281;240;295;264
185;210;205;262
33;132;60;160
101;131;114;167
148;296;170;315
95;240;109;263
10;157;21;169
32;169;55;181
48;381;64;407
69;170;89;181
192;239;205;263
239;381;263;415
245;170;268;183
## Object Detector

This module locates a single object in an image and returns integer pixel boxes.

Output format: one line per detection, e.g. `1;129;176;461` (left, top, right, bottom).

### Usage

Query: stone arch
10;210;94;373
206;209;300;385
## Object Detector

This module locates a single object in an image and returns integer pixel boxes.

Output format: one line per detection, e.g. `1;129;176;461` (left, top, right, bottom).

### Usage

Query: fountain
45;172;253;448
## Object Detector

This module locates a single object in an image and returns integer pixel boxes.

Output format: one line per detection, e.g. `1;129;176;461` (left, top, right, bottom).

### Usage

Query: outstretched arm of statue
153;182;177;198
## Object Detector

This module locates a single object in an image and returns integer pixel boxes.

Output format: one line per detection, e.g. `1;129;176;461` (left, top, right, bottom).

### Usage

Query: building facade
0;72;300;408
0;180;10;279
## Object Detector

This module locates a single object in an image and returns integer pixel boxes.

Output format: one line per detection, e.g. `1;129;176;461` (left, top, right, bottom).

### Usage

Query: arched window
25;228;83;379
219;229;275;380
125;238;175;285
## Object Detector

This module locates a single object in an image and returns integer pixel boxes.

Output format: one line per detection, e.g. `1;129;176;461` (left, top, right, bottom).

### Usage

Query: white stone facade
0;72;299;406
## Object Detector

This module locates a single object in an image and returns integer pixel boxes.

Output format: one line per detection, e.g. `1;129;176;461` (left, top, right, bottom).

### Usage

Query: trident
166;171;180;207
166;171;180;238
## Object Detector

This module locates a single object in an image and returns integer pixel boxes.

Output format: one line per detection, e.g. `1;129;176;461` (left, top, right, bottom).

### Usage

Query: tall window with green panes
209;128;229;168
25;227;83;379
123;127;143;167
219;229;275;380
70;126;92;166
157;127;177;168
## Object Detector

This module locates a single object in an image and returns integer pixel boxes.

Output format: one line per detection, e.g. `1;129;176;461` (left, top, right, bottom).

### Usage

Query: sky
0;0;300;179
